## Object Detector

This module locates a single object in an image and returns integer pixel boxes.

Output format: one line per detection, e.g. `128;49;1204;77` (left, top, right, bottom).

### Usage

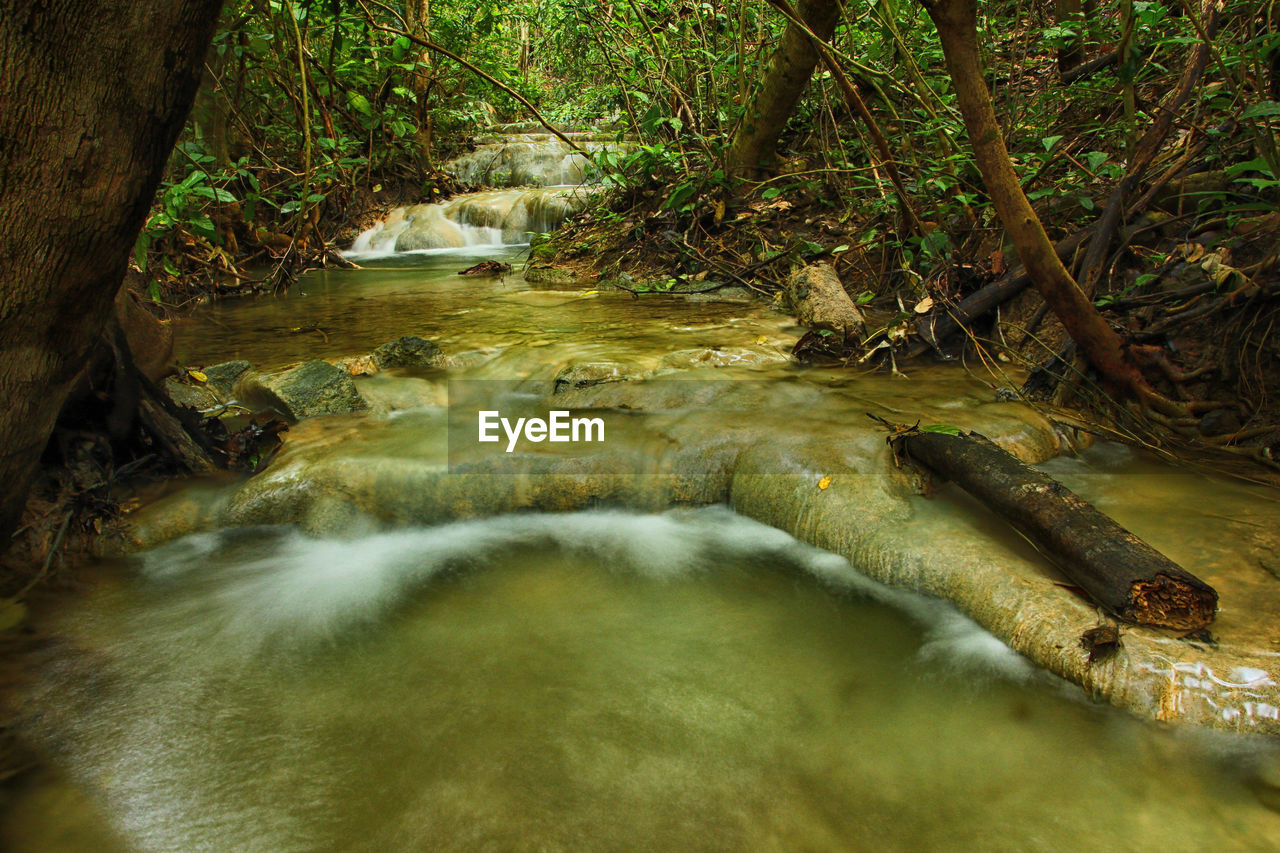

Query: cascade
347;130;621;256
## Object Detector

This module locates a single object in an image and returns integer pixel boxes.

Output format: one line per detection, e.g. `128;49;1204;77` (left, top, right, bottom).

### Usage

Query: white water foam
136;507;1035;680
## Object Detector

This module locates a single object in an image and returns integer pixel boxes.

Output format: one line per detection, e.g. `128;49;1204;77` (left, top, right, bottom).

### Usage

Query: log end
1123;573;1219;631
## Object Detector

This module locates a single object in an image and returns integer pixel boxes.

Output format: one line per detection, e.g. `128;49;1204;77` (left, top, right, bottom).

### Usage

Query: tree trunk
899;428;1218;630
0;0;224;543
727;0;845;179
920;0;1171;412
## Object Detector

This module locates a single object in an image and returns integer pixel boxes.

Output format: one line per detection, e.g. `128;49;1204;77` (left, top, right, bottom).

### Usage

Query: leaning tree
0;0;225;544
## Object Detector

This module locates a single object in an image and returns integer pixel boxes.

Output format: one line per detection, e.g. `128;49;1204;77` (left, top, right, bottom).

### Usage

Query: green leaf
133;233;150;272
1241;101;1280;121
347;92;373;117
663;181;697;211
391;35;411;62
180;170;207;190
832;244;850;253
1084;151;1108;171
1227;158;1276;179
148;278;162;302
919;424;963;435
1041;135;1063;151
761;187;782;199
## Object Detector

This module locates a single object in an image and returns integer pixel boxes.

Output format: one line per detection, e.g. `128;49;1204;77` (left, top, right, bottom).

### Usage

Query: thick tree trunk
0;0;224;543
921;0;1173;412
727;0;845;179
900;429;1218;630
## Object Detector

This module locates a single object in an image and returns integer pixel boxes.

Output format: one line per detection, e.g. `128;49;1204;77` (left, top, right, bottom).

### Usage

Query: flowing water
6;509;1280;852
348;131;622;256
5;132;1280;849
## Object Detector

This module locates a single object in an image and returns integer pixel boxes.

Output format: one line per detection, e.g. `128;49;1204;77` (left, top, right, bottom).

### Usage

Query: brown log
899;428;1218;630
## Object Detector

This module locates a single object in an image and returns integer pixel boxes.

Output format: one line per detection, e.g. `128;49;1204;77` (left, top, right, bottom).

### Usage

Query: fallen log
896;427;1218;630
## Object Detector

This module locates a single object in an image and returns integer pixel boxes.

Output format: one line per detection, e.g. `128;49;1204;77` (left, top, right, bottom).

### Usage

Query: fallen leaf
713;200;726;224
0;598;25;632
189;370;208;383
913;296;934;314
991;248;1006;275
818;476;831;490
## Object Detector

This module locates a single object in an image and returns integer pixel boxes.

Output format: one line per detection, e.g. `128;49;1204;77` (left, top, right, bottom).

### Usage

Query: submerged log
898;428;1218;630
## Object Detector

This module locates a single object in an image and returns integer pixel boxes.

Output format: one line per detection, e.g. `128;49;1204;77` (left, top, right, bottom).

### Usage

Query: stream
4;132;1280;850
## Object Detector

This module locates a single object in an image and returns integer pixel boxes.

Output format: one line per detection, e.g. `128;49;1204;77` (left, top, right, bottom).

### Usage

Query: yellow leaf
713;200;726;224
580;290;598;297
189;370;207;383
818;476;831;490
0;598;24;632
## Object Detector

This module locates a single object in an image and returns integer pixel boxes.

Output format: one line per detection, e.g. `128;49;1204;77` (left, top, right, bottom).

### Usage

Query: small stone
372;336;446;369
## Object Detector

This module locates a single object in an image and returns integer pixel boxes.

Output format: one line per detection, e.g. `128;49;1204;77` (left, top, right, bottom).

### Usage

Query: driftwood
787;262;866;336
897;427;1218;630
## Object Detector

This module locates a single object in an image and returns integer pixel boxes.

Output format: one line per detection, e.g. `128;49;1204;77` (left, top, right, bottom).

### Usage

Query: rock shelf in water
115;372;1280;735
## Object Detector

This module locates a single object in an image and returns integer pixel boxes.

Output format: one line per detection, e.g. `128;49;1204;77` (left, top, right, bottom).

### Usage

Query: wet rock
247;361;368;420
657;347;788;371
785;263;865;336
677;285;753;303
525;264;584;284
202;360;251;397
162;376;220;412
553;361;634;393
372;336;446;369
358;374;448;416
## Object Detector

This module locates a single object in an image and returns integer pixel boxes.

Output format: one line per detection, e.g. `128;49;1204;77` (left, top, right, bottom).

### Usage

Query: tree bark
920;0;1173;412
727;0;845;179
406;0;434;160
900;429;1218;630
0;0;225;543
